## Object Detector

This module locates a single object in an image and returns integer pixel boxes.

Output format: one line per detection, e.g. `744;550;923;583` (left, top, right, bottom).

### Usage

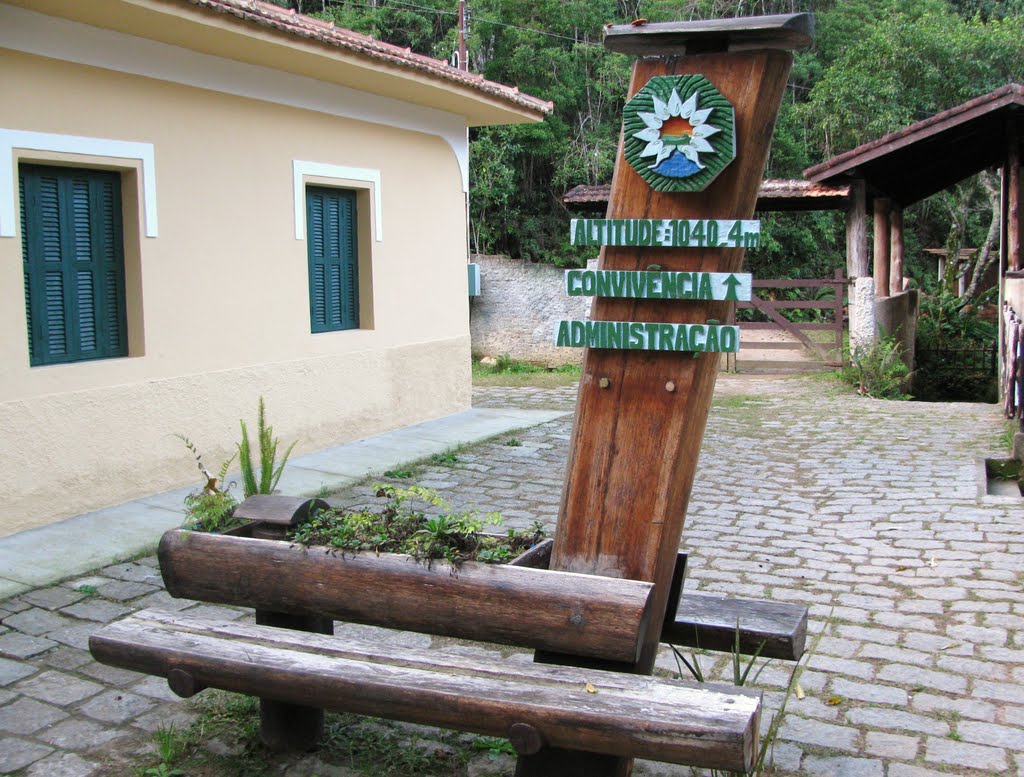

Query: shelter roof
562;179;850;212
804;84;1024;206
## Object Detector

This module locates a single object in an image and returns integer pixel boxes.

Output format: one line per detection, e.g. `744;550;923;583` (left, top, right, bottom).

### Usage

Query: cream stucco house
0;0;550;536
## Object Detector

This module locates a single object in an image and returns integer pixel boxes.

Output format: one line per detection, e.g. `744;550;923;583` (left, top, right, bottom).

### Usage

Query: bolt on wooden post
516;14;812;777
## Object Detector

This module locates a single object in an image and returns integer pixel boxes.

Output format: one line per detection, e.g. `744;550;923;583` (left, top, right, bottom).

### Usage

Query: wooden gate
727;268;847;371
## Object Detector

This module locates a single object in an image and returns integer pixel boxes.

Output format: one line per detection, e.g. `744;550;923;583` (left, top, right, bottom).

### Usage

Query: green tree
288;0;1024;293
807;4;1024;155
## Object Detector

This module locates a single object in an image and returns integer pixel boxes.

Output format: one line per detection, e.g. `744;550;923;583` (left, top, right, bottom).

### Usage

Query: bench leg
254;611;334;752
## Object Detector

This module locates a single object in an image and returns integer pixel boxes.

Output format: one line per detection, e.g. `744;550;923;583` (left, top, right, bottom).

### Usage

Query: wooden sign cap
604;13;814;55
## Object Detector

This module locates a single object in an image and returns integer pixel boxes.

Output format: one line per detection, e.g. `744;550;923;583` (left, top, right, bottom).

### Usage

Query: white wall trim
0;129;158;239
0;4;469;193
294;161;382;242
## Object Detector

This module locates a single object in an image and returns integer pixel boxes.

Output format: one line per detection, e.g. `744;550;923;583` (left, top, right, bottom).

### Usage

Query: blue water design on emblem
652;151;701;178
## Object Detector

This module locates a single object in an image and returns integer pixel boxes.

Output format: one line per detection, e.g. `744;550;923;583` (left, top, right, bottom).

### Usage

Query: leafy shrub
914;290;997;402
916;289;997;348
840;334;912;399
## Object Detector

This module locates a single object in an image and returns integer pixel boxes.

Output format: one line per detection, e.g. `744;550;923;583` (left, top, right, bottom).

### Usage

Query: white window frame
0;129;157;238
293;161;382;242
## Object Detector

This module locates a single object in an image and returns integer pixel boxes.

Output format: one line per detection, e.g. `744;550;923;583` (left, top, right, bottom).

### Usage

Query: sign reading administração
570;218;760;248
555;320;740;353
565;269;751;301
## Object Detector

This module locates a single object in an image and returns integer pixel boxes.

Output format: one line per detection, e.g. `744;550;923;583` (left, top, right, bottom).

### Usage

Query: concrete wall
470;254;591;367
0;45;473;535
875;289;919;370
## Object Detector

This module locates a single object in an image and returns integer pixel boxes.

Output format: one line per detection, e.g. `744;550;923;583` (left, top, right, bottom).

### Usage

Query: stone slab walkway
0;406;566;600
1;375;1022;776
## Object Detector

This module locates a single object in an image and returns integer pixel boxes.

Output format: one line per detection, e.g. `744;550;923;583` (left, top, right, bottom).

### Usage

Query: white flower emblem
632;89;720;169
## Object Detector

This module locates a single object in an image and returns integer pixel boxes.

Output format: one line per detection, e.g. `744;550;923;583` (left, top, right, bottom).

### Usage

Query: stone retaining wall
469;254;591;366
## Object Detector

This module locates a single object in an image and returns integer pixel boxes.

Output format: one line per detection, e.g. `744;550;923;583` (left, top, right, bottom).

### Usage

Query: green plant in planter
290;484;545;565
181;490;238;533
238;396;297;498
176;433;239;532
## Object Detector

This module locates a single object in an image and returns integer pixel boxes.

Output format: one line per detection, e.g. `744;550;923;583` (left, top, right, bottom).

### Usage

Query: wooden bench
89;492;807;771
91;608;762;772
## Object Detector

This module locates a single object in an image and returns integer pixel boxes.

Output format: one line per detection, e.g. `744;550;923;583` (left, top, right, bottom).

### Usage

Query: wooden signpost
518;14;812;777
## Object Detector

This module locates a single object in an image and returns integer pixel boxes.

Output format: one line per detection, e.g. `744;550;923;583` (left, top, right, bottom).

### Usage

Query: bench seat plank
662;593;808;661
91;609;761;773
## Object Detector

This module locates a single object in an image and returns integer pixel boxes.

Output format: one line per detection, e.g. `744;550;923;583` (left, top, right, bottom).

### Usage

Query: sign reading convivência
565;269;751;301
555;320;740;353
570;218;760;248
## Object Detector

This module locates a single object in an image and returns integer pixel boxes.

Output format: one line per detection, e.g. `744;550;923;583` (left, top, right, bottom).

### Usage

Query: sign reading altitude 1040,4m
571;218;760;249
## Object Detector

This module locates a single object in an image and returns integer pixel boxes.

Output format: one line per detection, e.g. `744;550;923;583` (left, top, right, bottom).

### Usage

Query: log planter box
158;525;656;664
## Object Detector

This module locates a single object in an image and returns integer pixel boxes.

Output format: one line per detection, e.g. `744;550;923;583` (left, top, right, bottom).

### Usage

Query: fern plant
238;396;297;498
841;333;912;400
175;433;238;531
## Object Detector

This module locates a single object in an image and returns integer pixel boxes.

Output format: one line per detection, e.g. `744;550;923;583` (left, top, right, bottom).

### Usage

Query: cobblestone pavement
1;375;1022;776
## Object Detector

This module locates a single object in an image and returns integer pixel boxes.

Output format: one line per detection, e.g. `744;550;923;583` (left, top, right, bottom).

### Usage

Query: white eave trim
0;129;158;238
0;4;470;193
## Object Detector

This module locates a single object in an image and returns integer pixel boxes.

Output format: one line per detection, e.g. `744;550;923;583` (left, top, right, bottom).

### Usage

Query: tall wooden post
874;197;891;298
890;205;904;296
516;14;811;777
1008;124;1020;273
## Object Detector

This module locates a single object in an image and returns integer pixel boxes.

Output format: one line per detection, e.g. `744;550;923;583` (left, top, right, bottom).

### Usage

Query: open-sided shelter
805;83;1024;298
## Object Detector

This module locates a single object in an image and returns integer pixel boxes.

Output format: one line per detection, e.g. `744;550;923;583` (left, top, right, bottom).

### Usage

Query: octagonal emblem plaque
623;75;736;192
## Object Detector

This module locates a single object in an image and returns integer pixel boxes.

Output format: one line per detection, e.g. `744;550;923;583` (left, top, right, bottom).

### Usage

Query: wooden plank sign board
571;218;761;248
565;270;752;301
517;13;812;777
554;320;740;353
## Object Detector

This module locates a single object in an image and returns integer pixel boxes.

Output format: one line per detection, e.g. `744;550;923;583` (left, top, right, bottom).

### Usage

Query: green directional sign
722;274;743;301
554;320;740;353
565;270;751;302
570;218;760;248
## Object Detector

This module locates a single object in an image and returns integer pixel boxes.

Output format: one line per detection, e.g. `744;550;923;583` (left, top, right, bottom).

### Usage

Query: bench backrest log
158;528;655;664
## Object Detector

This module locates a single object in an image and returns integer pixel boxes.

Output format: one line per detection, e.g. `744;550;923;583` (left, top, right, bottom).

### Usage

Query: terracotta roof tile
805;83;1024;182
181;0;552;116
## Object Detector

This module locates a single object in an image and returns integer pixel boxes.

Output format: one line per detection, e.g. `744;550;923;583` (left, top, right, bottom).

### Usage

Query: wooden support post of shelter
1007;122;1021;274
516;14;812;777
873;197;892;299
890;205;905;296
846;178;869;279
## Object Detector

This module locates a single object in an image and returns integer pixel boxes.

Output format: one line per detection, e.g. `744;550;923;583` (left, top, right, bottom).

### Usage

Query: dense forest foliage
273;0;1024;295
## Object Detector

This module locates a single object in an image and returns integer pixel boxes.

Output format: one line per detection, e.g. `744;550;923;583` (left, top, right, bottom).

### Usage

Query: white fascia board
0;5;470;192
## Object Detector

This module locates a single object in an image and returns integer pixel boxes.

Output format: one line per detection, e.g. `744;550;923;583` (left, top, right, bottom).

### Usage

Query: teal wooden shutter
20;164;127;366
306;186;358;332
